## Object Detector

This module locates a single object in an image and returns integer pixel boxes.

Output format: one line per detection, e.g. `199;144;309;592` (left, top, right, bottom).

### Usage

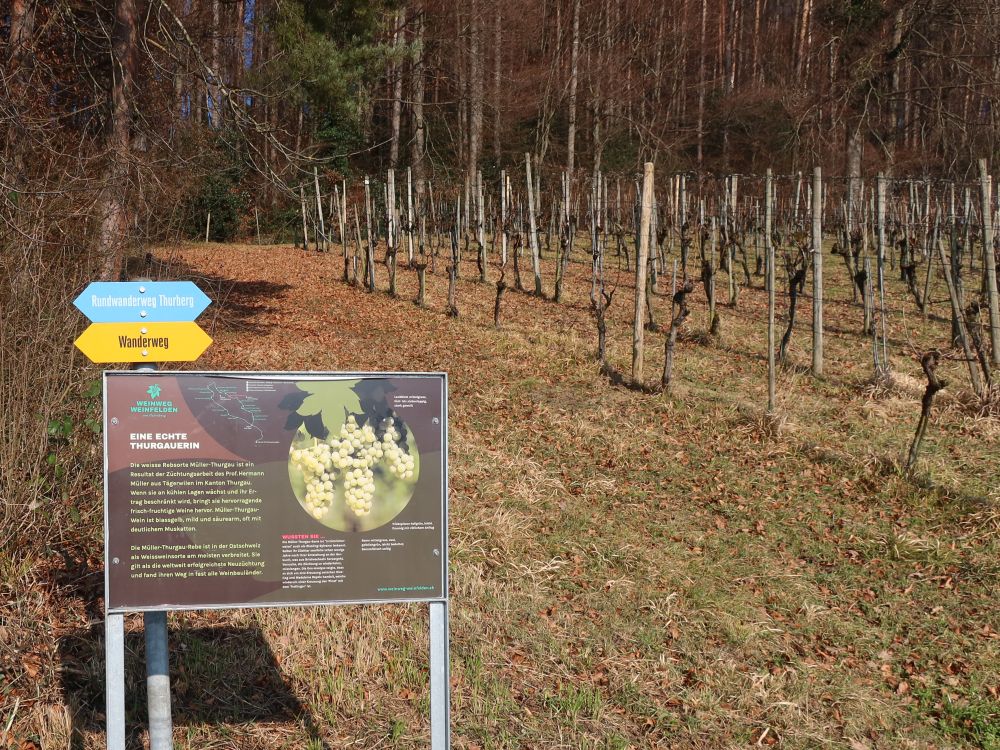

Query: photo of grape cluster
289;414;416;520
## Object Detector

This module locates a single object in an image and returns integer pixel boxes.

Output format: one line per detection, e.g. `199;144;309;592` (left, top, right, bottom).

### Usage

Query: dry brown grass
4;237;999;749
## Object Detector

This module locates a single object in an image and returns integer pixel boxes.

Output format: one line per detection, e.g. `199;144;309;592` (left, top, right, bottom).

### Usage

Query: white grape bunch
289;414;416;519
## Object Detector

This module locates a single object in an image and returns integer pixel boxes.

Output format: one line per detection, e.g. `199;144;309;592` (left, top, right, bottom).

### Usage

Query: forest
1;1;999;748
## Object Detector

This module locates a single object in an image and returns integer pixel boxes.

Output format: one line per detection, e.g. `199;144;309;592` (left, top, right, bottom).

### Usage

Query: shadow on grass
58;622;329;750
121;251;291;336
599;362;663;394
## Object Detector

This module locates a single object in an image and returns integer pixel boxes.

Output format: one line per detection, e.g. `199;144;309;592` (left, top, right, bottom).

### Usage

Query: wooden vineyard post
938;236;984;398
948;183;963;341
477;169;487;282
364;176;375;291
299;185;309;250
632;162;654;385
313;166;326;251
526;153;543;296
407;167;415;263
590;175;600;307
876;173;888;373
500;170;508;266
731;175;740;305
707;216;718;335
978;159;1000;366
336;183;348;281
352;206;363;286
920;183;934;319
812;166;824;377
766;168;776;413
679;175;688;281
387;169;398;297
342;180;349;243
447;227;459;317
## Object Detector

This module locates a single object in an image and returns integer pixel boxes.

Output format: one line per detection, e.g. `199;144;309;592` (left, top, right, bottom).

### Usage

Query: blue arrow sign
74;281;211;323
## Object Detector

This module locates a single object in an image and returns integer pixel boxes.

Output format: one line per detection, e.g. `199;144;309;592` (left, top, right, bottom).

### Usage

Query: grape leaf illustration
277;380;363;439
349;379;409;453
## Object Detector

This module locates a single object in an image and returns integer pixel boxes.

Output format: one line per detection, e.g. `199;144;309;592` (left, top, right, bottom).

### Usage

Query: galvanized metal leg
106;612;126;750
144;611;173;749
429;600;450;749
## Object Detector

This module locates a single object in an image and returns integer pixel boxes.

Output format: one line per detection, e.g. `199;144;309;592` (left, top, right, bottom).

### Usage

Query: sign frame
103;370;449;614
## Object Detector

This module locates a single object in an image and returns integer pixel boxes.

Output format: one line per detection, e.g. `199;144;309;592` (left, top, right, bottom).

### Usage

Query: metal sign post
96;370;449;748
135;359;173;750
77;280;205;750
430;600;451;746
104;611;126;749
144;610;173;748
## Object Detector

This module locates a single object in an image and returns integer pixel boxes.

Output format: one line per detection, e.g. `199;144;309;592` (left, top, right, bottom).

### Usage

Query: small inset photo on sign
283;379;420;532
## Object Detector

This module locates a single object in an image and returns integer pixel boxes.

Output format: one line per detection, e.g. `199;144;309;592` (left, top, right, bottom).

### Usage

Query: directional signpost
74;321;212;363
73;281;212;363
75;281;451;750
74;279;213;750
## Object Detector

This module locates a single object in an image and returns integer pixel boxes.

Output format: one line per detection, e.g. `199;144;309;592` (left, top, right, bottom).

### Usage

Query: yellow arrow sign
74;322;212;363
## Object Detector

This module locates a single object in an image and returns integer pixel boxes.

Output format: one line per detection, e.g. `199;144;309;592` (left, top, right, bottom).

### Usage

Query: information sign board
104;372;447;612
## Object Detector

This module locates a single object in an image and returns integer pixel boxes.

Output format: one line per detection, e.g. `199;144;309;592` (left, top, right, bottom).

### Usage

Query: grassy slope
8;236;998;749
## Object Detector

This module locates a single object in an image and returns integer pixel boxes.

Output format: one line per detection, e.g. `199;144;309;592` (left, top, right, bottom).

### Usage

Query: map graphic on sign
186;380;277;444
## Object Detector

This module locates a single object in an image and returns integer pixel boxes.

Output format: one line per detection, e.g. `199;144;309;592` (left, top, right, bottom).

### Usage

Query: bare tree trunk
411;4;426;202
662;282;694;391
7;0;35;185
468;2;484;193
780;252;809;363
492;3;502;159
566;0;581;176
209;0;221;126
9;0;36;59
594;289;612;366
99;0;137;280
493;268;507;327
390;9;405;169
905;351;946;471
414;261;428;307
696;0;708;170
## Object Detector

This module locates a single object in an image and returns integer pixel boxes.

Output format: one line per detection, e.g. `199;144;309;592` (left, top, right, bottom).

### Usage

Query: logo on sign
132;384;177;415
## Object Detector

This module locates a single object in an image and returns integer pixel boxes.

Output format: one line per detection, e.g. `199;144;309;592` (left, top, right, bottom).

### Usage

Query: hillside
5;239;995;750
